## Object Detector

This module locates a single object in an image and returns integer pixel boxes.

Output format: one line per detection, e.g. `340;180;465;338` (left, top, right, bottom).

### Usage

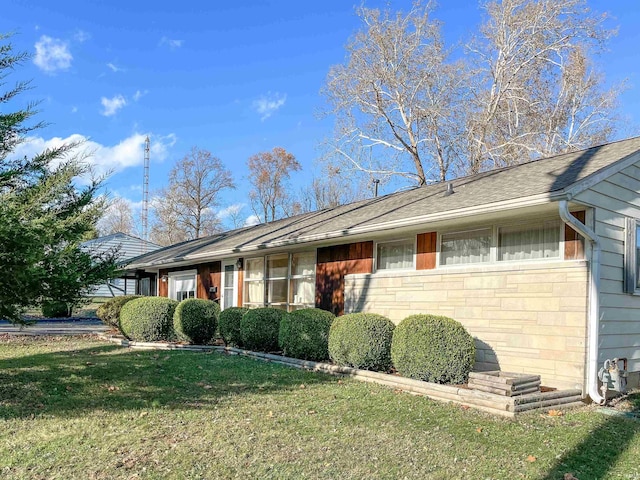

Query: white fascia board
172;192;560;262
134;192;568;270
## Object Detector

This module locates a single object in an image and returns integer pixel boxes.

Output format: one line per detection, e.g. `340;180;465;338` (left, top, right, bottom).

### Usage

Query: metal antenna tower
142;136;150;248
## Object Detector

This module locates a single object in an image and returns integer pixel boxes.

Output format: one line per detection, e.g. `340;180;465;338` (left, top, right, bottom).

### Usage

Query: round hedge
328;313;395;371
41;300;70;318
278;308;335;361
391;314;476;384
173;298;220;345
218;307;249;347
96;295;141;329
240;307;286;352
119;297;178;342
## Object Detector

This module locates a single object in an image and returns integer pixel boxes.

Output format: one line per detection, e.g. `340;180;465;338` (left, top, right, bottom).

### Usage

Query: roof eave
127;192;564;270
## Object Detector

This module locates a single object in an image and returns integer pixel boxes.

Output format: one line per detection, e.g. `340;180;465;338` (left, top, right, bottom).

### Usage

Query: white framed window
624;218;640;294
243;251;316;311
440;229;491;266
498;220;561;262
267;254;289;307
243;257;265;307
290;251;316;307
376;238;415;271
168;270;197;301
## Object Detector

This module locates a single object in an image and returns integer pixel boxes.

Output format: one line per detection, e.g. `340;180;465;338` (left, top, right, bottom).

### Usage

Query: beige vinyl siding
575;159;640;369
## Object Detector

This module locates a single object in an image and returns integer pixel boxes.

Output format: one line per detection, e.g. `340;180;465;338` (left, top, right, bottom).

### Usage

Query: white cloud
253;92;287;121
73;30;90;43
33;35;72;74
101;94;127;116
159;36;183;49
106;62;124;73
133;89;148;101
244;215;261;226
218;203;245;219
11;132;176;184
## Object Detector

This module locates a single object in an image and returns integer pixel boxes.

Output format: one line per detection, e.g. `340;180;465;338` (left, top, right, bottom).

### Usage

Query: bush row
328;312;475;384
221;307;475;384
99;294;475;384
220;307;335;362
100;296;220;344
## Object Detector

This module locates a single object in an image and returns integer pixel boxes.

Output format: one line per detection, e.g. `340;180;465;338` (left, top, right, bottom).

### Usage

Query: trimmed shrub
219;307;249;347
391;314;476;384
240;307;286;352
41;300;70;318
278;308;335;361
119;296;178;342
173;298;220;345
96;295;142;329
328;313;395;371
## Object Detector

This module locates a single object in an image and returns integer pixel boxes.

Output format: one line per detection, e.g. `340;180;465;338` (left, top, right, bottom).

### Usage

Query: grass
1;336;639;479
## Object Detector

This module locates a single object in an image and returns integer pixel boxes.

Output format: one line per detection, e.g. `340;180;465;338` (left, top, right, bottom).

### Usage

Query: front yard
1;335;639;479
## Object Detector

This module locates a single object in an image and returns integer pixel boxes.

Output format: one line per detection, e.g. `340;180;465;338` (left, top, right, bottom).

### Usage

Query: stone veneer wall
344;261;589;391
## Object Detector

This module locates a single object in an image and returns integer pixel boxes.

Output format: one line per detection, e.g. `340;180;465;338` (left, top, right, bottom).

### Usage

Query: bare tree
222;203;247;230
299;165;368;212
322;1;467;186
151;147;235;245
465;0;621;173
247;147;301;223
97;196;135;236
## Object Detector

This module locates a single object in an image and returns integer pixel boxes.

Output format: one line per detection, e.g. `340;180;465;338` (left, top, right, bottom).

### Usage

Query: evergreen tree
0;34;118;323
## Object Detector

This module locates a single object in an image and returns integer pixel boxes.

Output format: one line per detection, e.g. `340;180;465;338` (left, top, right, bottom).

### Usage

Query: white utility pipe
558;200;605;405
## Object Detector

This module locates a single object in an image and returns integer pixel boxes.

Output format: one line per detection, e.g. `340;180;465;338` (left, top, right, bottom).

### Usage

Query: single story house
82;232;161;297
125;137;640;402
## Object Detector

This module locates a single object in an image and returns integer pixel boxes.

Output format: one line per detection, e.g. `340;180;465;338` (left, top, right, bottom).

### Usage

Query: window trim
436;216;567;269
168;269;197;301
374;237;416;272
438;227;493;267
243;250;317;311
496;218;562;263
243;257;265;308
624;217;640;294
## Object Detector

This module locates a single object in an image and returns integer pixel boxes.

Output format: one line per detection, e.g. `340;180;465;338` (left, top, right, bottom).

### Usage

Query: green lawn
1;336;639;479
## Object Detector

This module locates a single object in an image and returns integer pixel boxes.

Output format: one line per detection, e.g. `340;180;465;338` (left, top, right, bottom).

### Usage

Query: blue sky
3;0;640;231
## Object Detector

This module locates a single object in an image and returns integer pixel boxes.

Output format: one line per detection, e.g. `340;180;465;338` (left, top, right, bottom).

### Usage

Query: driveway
0;318;108;336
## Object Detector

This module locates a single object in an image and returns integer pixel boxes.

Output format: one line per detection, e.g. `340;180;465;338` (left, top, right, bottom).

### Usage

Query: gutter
127;192;555;270
558;200;605;405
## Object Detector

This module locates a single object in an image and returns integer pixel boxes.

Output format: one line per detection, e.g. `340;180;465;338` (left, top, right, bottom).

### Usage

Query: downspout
558;200;605;405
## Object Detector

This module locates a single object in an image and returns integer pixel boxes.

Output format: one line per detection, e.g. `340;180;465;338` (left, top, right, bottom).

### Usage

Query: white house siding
574;160;640;383
83;233;159;297
344;262;589;391
90;278;136;297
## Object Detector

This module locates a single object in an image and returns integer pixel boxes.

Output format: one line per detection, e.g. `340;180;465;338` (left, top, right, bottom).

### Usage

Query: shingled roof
126;136;640;269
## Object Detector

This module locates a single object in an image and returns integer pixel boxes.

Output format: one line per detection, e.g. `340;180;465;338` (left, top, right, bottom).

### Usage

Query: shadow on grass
0;338;333;420
542;414;640;480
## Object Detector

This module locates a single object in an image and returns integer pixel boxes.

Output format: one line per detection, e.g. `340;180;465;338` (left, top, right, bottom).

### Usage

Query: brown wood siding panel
316;241;373;316
158;269;168;297
416;232;437;270
197;264;210;299
564;210;586;260
209;262;221;303
237;264;244;307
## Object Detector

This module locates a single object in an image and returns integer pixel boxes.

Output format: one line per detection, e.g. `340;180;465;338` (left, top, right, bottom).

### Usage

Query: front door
220;260;238;310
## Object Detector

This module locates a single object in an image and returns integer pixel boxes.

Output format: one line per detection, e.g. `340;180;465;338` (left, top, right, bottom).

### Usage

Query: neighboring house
124;137;640;402
82;232;161;297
